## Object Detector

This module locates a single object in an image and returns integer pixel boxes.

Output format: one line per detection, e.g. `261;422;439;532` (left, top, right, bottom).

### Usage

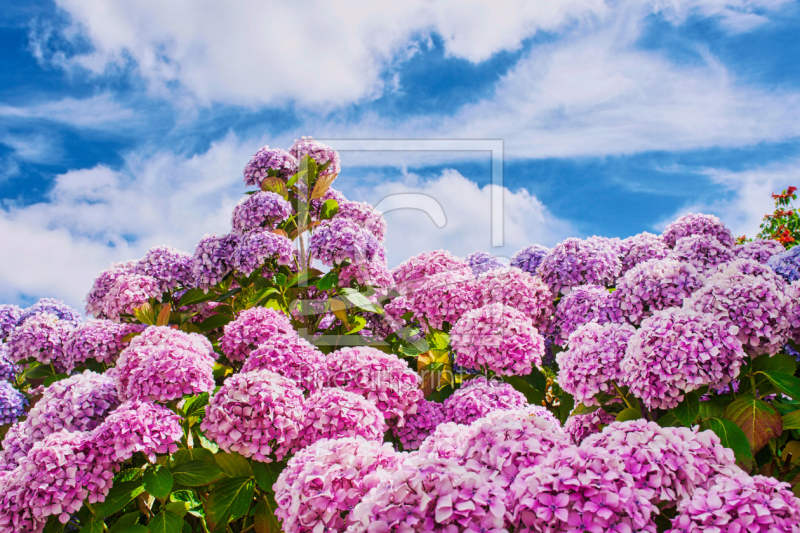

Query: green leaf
93;479;146;517
705;417;755;463
165;502;191;518
571;403;601;417
672;390;701;427
657;410;680;428
274;273;288;287
340;288;382;314
252;460;287;494
345;315;367;335
178;288;217;307
172;460;224;487
214;451;253;478
724;395;783;453
198;314;232;332
25;364;55;379
143;464;174;500
253;497;282;533
171;448;216;466
79;517;106;533
615;407;642;422
116;527;147;533
42;517;65;533
315;271;339;291
699;393;731;420
758;371;800;400
182;393;210;419
170;490;202;509
320;199;339;220
146;510;183;533
115;468;144;482
287;268;323;289
109;512;143;533
428;331;450;351
504;375;543;406
214;287;242;302
248;287;279;308
753;352;797;375
286;169;307;189
205;476;256;531
43;373;69;387
783;410;800;430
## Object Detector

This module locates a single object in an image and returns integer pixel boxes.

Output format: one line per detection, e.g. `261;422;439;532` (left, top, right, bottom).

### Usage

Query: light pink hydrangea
563;408;616;445
5;313;74;372
668;235;735;274
62;320;143;370
451;303;545;376
391;249;470;295
537;237;622;295
134;245;195;292
391;399;446;451
416;421;473;460
91;399;183;463
274;437;401;533
618;232;670;274
191;233;240;289
550;284;617;343
293;388;386;449
477;267;554;329
289;136;340;176
101;273;163;321
735;239;785;264
557;322;636;406
405;268;479;331
335;200;387;242
338;256;393;288
219;307;294;362
84;261;136;318
444;377;528;425
621;308;746;410
241;333;328;392
662;213;735;248
715;257;786;284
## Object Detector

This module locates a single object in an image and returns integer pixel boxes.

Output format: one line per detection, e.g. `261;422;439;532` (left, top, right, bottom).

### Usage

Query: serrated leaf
616;407;642;422
340;288;382;314
287;268;323;289
117;527;147;533
42;517;65;533
214;451;253;478
428;331;450;351
724;395;783;453
505;375;543;406
673;390;701;427
198;314;232;332
571;403;601;417
705;417;755;463
43;373;69;387
214;287;242;302
109;512;143;533
260;176;288;199
254;497;282;533
25;364;55;379
783;410;800;430
315;271;338;291
134;303;156;325
758;371;800;400
182;393;210;419
178;288;217;307
205;476;255;531
94;479;146;517
172;460;224;487
146;510;183;533
115;468;144;482
657;410;680;427
319;199;339;220
79;517;105;533
165;502;191;518
143;464;173;500
171;448;216;466
753;352;797;375
286;169;306;189
248;287;279;308
252;460;286;494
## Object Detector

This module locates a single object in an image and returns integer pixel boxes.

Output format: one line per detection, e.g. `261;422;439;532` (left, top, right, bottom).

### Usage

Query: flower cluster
668;235;734;274
293;388;386;449
510;244;549;275
63;320;142;370
101;273;163;320
618;232;670;274
231;191;293;233
563;408;616;444
5;313;74;371
243;146;298;187
621;307;746;410
451;303;546;376
550;284;616;342
308;218;381;266
338;257;393;288
477;267;554;329
191;233;240;289
92;399;183;462
0;382;26;425
557;322;635;406
466;250;505;276
443;377;528;425
289;136;340;176
391;249;469;294
84;261;136;317
134;245;195;292
335;200;387;242
735;239;785;264
391;399;446;450
0;305;20;341
201;370;306;462
232;229;295;274
716;257;784;283
767;243;800;282
18;298;82;327
405;268;479;331
662;213;735;248
220;307;295;362
241;334;329;392
416;421;472;460
0;346;17;382
538;237;622;295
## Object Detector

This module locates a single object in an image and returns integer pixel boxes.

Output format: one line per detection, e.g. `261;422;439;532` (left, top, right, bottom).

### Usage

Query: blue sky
1;0;800;308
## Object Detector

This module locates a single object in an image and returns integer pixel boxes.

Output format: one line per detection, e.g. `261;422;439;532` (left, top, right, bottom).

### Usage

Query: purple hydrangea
241;333;328;393
715;257;785;284
391;399;446;451
133;245;195;292
509;445;658;533
0;424;29;473
668;235;735;274
767;244;800;282
477;267;554;330
557;322;636;406
243;146;298;187
611;258;705;325
308;218;381;266
391;249;470;295
621;308;746;410
232;229;295;274
5;313;74;372
220;307;295;362
91;399;183;462
466;250;505;276
63;320;143;370
0;305;21;341
510;244;549;275
202;370;306;462
309;187;347;220
0;345;17;382
289;136;340;177
84;261;136;317
451;303;546;376
443;377;528;425
18;298;81;327
405;268;479;331
686;271;792;355
231;191;293;233
550;284;617;343
735;239;785;264
101;273;163;321
0;382;26;425
274;437;401;533
662;213;735;248
563;408;617;445
338;256;393;288
538;237;622;295
191;233;240;290
335;200;387;242
667;473;800;533
292;388;386;449
326;347;423;427
618;232;670;274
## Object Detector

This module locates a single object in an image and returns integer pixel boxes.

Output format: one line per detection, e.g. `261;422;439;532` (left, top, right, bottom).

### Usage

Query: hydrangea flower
391;249;470;294
101;273;163;321
326;347;423;427
133;245;195;292
537;237;621;295
509;445;658;533
232;229;295;275
550;284;617;343
466;250;505;276
618;232;670;274
0;345;17;382
243;146;298;187
391;399;446;451
18;298;82;327
5;313;74;371
91;399;183;462
274;437;401;533
231;191;293;233
557;322;636;406
662;213;735;248
335;200;387;242
444;377;528;425
621;308;746;410
63;320;143;370
241;333;328;392
348;453;508;533
477;267;554;330
289;136;340;176
451;303;546;376
309;187;347;220
293;388;386;449
523;404;562;427
715;257;785;284
767;244;800;282
338;256;393;288
201;370;306;462
220;307;295;362
686;271;792;355
405;268;479;331
0;381;26;425
667;473;800;533
611;258;704;325
84;261;137;317
735;239;785;264
510;244;549;275
191;233;240;290
416;421;473;460
668;235;735;274
563;408;616;445
308;218;381;266
0;305;21;341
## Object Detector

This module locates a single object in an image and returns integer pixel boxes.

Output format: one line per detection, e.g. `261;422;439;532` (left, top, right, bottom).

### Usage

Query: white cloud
0;94;134;128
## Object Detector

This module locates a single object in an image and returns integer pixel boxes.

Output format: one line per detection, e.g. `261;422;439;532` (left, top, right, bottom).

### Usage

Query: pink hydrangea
63;320;143;370
134;245;195;292
18;298;82;326
293;388;386;449
451;303;546;376
391;399;446;451
335;200;387;242
201;370;305;462
308;218;381;266
444;377;528;425
405;268;479;331
563;408;616;445
244;146;298;187
537;237;621;295
621;308;746;410
233;229;295;275
92;399;183;462
0;305;21;341
84;261;137;317
557;322;636;406
231;191;293;233
618;232;670;274
477;267;554;330
5;313;74;372
611;258;704;325
523;404;563;428
241;333;328;392
686;271;792;355
735;239;785;264
274;437;401;533
326;347;423;426
662;213;735;248
715;257;786;284
509;445;658;533
667;473;800;533
289;136;340;176
220;307;295;362
101;273;163;321
0;425;31;473
191;233;240;289
391;249;470;294
668;235;734;274
416;421;473;460
550;284;617;343
338;256;393;288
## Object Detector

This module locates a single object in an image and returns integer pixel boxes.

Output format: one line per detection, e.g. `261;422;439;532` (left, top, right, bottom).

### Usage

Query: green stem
750;373;758;399
611;381;634;410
